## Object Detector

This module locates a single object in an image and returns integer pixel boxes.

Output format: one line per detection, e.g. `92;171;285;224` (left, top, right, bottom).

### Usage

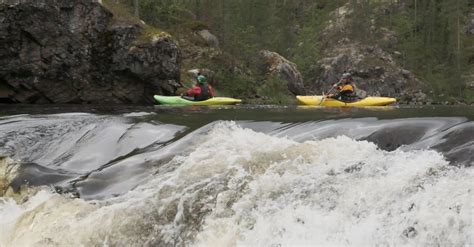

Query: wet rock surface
0;0;180;104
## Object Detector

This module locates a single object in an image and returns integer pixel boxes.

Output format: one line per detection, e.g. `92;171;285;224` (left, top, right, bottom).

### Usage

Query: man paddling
182;73;215;101
328;73;358;102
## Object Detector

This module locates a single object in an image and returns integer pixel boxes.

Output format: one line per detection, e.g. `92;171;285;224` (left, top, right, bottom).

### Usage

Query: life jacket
340;84;354;92
340;84;359;102
195;84;211;101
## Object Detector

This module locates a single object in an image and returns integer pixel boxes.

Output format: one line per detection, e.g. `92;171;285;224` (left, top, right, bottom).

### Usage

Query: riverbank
1;1;472;105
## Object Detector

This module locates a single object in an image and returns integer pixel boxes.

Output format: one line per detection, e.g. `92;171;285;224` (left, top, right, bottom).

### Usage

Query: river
0;105;472;246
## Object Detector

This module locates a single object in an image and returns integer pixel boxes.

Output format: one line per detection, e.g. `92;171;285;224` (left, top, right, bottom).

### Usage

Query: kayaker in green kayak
181;73;216;101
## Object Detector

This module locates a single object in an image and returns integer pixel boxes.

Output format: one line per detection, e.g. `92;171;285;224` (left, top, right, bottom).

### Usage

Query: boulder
196;29;219;48
258;50;306;95
0;155;18;197
0;0;181;104
0;156;47;203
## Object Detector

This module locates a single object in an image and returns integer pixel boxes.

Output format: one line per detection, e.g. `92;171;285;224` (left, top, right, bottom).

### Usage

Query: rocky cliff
0;0;180;104
307;4;426;104
311;41;426;103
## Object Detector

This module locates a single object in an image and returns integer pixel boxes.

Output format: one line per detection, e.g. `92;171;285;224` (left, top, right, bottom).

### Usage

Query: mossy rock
183;20;209;31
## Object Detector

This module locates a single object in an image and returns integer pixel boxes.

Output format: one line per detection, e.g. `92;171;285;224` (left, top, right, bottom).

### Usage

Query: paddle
319;81;341;105
175;81;193;96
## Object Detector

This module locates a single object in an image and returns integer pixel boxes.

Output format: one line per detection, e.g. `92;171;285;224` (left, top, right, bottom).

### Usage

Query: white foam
122;112;156;117
0;121;471;246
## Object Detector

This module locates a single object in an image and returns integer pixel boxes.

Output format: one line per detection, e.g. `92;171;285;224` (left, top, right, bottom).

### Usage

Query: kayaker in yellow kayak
181;73;216;101
296;72;395;106
328;73;358;102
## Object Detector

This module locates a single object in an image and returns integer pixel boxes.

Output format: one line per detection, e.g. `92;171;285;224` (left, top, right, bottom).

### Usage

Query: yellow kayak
296;95;396;107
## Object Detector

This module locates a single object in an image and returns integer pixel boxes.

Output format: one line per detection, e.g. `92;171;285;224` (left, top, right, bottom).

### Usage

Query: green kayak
154;95;242;105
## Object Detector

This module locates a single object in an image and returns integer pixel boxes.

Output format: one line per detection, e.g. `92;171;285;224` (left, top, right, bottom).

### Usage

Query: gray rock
401;69;412;79
0;156;19;197
466;10;474;35
197;29;219;48
467;81;474;91
309;43;424;101
0;0;181;104
307;3;427;103
258;50;306;95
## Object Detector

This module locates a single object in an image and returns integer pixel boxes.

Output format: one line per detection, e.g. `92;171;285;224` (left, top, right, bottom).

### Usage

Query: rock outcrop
309;4;425;104
0;155;21;199
258;50;306;95
0;0;181;104
0;155;47;203
310;42;425;104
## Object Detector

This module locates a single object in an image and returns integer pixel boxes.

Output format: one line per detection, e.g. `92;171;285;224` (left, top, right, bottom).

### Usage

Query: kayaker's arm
209;85;216;97
186;86;201;97
325;80;342;96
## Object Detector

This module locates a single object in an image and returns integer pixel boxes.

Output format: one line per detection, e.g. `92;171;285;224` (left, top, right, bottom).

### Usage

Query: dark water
2;104;474;121
0;104;472;245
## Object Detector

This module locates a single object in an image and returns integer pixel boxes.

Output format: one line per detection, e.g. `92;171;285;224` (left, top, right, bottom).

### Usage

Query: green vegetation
108;0;474;103
133;0;346;103
255;77;297;105
380;0;474;101
102;0;143;26
134;25;169;45
102;0;167;44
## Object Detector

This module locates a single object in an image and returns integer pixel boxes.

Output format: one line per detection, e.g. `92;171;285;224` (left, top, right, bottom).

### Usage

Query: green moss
183;20;209;31
217;74;256;99
101;0;170;45
101;0;142;26
464;92;474;104
134;26;170;45
101;0;473;104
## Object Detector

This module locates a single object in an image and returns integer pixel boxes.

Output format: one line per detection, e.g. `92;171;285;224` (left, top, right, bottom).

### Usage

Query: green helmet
197;75;207;84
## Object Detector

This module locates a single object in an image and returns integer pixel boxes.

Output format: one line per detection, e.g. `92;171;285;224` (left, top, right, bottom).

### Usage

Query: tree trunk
134;0;139;18
414;0;417;40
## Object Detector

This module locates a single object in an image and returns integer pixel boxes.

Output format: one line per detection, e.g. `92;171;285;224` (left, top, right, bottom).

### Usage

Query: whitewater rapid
0;119;472;246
